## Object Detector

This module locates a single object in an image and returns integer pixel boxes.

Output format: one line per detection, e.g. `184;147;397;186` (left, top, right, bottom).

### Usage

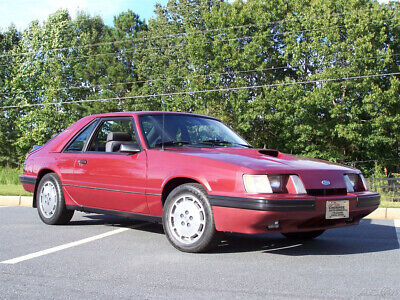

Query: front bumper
209;195;316;211
210;193;380;234
19;175;37;193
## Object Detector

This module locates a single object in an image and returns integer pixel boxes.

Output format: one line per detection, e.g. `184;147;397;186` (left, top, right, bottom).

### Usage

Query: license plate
326;200;349;219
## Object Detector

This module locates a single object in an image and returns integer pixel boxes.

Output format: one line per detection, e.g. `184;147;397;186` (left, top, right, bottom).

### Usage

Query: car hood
166;147;357;190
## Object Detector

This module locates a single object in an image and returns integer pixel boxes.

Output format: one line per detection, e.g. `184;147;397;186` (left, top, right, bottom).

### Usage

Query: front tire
162;183;220;253
37;173;74;225
282;230;325;240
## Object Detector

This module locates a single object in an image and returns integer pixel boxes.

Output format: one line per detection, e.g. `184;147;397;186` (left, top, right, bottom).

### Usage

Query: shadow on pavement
70;214;399;255
213;219;399;255
69;213;144;226
69;213;165;234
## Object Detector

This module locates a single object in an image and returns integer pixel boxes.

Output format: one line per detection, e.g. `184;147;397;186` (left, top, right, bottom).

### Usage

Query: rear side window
65;122;97;152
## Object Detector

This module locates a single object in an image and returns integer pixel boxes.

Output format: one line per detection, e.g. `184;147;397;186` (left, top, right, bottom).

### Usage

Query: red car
20;111;380;252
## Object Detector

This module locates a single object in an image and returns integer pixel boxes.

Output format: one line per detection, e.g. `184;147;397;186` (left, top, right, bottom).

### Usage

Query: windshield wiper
200;139;253;148
235;143;253;148
154;140;190;148
201;139;231;146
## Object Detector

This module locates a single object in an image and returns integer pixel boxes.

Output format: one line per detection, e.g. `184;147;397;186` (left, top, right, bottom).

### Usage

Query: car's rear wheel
282;230;325;240
37;173;74;225
163;183;220;253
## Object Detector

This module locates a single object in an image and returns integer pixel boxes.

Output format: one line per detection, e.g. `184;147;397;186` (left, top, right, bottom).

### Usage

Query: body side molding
63;184;161;197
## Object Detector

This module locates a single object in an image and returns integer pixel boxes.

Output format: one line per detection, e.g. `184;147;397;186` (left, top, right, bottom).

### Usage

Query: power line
0;66;290;96
1;71;399;110
0;6;395;60
0;16;399;70
343;158;400;164
1;51;400;96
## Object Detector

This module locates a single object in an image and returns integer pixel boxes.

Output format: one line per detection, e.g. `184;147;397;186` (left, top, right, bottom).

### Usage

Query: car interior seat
105;132;135;152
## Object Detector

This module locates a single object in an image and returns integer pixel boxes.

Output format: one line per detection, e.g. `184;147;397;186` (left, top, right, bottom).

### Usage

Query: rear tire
162;183;220;253
37;173;74;225
282;230;325;240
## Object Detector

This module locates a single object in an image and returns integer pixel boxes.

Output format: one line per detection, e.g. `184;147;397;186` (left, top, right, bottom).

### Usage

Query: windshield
139;114;251;149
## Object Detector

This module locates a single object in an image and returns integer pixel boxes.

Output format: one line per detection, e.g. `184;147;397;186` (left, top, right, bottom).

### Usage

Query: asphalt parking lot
1;206;400;299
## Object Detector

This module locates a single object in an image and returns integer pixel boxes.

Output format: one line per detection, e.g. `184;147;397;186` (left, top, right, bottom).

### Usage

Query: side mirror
120;144;141;154
30;145;42;153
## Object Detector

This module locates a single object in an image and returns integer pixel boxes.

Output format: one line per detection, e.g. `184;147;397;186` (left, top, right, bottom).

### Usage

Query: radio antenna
161;100;165;151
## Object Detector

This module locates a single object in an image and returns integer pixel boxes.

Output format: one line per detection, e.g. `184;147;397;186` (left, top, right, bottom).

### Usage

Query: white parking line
0;223;148;264
263;243;303;252
0;206;9;208
395;219;400;248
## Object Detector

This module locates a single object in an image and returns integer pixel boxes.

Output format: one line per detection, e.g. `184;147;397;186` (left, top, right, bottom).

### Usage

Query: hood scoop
258;149;279;157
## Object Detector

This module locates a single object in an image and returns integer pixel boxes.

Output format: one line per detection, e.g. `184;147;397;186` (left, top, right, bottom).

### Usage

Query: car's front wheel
282;230;325;240
37;173;74;225
163;183;220;253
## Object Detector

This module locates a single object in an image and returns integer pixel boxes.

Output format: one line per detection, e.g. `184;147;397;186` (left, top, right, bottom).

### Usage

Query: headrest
107;132;132;142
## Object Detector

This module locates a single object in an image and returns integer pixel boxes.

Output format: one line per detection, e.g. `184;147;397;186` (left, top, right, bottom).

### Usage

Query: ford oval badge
321;180;331;186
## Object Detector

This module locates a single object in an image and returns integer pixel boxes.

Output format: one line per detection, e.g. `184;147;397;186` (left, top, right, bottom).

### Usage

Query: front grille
306;188;347;196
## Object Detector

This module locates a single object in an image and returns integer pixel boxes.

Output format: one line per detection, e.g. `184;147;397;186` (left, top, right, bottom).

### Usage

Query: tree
0;25;21;166
0;0;399;176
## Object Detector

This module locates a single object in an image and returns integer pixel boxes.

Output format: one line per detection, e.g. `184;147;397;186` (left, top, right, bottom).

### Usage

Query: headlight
344;173;367;192
243;174;307;194
243;175;272;194
268;175;284;193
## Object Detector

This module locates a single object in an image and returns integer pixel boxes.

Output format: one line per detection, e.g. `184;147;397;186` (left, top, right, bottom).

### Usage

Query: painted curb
0;195;398;219
364;207;386;219
0;196;33;207
386;208;400;219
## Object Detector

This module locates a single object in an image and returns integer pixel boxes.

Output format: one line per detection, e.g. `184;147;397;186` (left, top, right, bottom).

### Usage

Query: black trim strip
19;175;37;185
208;195;316;211
63;184;161;197
357;194;381;207
66;205;162;223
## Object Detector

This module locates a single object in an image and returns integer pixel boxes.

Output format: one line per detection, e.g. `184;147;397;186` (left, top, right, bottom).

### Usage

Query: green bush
0;167;21;185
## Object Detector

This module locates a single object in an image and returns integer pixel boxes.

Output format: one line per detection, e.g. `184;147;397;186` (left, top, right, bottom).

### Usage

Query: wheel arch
33;168;57;208
161;177;209;207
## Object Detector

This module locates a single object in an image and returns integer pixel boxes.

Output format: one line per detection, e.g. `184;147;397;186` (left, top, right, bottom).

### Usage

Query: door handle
77;160;87;165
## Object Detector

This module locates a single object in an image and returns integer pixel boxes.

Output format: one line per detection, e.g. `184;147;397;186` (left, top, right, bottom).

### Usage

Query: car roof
89;111;219;120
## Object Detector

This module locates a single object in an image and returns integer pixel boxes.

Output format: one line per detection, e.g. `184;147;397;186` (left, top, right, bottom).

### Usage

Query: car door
58;119;99;202
65;117;149;214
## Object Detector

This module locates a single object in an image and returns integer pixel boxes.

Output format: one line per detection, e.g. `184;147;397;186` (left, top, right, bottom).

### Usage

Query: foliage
0;0;400;177
0;166;21;185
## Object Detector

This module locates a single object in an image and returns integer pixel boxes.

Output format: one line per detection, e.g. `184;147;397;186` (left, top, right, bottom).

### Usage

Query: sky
0;0;169;31
0;0;397;32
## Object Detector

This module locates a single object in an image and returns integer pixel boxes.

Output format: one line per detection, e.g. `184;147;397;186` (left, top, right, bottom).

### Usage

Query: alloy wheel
167;193;206;244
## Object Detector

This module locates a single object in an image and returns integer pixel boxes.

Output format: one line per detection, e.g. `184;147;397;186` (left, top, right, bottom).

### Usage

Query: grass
377;194;400;208
378;200;400;208
0;184;32;196
0;167;33;196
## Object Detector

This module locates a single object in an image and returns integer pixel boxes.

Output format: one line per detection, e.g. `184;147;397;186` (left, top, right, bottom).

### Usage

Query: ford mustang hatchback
20;112;380;252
